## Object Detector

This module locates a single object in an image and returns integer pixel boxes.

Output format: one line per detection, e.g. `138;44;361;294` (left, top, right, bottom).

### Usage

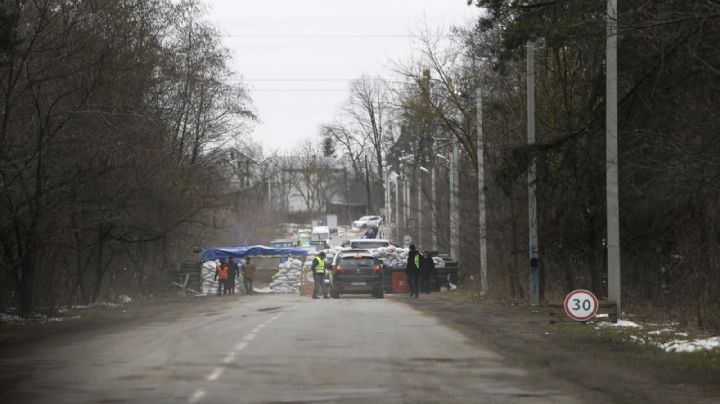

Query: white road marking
206;367;224;381
222;352;236;364
189;312;286;403
188;389;206;403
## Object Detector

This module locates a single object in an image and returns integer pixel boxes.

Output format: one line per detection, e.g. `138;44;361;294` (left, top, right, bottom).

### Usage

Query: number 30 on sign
563;289;599;321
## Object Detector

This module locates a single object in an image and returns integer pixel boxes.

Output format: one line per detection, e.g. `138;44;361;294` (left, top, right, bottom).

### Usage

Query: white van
311;226;331;243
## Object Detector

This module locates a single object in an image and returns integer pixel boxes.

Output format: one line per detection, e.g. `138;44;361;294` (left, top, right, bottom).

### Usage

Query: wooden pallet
548;299;618;324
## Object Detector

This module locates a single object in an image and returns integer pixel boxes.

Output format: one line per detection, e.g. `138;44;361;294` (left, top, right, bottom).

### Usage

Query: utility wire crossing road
1;295;579;403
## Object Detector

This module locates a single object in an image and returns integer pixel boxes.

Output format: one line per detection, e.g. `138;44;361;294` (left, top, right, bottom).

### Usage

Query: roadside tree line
308;0;720;329
0;0;259;315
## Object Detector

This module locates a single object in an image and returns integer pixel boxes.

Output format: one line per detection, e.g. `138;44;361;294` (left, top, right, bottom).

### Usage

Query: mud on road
401;292;720;404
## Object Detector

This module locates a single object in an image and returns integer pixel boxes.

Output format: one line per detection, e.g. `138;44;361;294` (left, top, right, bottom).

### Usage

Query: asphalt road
1;294;579;403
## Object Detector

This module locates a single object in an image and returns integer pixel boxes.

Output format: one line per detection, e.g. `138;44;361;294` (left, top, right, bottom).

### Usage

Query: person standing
311;251;329;299
420;251;435;294
242;257;256;295
406;245;422;298
227;257;240;295
214;259;229;296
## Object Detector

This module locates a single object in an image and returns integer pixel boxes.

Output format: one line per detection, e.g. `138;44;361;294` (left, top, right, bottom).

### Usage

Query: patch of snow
629;335;646;344
659;337;720;353
118;295;133;304
46;316;81;322
597;320;642;328
647;328;674;335
675;332;689;337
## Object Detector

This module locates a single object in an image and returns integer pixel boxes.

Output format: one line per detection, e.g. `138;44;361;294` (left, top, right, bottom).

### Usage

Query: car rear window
339;257;375;267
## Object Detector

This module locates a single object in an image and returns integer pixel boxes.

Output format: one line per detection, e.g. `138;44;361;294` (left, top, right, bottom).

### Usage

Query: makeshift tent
200;245;312;262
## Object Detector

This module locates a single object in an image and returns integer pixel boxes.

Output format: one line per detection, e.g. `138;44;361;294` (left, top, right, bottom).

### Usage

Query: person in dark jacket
420;251;435;294
406;245;421;298
227;257;240;295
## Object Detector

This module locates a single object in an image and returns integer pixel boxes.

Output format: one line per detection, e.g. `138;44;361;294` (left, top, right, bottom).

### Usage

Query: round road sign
563;289;599;321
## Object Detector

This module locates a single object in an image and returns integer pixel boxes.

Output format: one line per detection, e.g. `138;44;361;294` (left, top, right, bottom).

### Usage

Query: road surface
1;294;578;403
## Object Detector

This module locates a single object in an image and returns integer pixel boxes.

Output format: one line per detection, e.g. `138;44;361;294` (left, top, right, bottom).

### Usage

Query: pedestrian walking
311;251;329;299
215;259;229;296
227;257;240;295
242;257;256;295
420;251;435;294
406;245;421;298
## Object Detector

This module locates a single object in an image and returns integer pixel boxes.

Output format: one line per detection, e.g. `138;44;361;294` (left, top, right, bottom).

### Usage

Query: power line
222;34;453;39
250;89;348;92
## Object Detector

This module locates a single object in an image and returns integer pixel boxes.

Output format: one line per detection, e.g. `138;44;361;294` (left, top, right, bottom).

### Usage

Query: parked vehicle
311;226;331;242
329;250;384;298
341;239;392;250
352;215;382;229
269;239;293;248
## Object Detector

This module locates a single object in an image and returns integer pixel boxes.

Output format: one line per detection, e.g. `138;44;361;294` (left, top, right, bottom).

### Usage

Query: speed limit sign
563;289;599;321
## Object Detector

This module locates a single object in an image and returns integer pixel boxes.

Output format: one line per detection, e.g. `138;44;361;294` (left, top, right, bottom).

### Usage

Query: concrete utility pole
364;155;373;214
385;171;390;225
417;171;422;247
606;0;621;315
395;175;400;231
431;166;437;251
449;143;460;261
476;88;488;297
527;45;540;306
405;177;410;234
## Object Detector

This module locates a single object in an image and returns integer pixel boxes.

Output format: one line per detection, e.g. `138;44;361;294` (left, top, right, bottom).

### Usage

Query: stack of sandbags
369;246;408;268
201;261;219;295
267;258;303;293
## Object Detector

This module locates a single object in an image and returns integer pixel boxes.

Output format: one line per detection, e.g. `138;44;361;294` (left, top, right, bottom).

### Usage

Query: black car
329;250;383;298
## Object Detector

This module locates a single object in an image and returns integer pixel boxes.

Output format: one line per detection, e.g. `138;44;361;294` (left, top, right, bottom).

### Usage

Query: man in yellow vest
311;251;329;299
406;245;422;298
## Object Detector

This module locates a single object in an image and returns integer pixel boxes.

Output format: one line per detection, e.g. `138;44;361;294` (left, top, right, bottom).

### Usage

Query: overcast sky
205;0;479;152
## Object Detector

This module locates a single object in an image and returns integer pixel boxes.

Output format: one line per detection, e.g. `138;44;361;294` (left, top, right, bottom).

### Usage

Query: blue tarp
200;245;312;262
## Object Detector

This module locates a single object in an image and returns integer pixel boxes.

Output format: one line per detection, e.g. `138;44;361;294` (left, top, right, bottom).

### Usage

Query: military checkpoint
2;0;720;403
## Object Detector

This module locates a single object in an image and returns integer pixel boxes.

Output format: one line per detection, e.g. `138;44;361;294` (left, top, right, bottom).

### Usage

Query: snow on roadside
596;319;643;328
595;319;720;353
659;337;720;353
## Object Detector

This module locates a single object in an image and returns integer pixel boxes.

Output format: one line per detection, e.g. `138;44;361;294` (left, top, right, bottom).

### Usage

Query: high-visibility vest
414;254;421;270
217;265;229;281
314;257;326;274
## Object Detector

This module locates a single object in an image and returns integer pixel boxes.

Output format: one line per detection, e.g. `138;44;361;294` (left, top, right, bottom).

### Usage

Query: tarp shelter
200;245;312;262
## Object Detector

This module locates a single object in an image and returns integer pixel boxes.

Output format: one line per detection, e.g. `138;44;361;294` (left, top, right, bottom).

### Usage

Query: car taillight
336;265;344;273
372;264;381;273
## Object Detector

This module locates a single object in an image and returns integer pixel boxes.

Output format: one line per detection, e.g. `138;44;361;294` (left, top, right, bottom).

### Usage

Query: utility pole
476;88;488;297
527;45;540;306
449;143;460;261
404;176;410;234
431;166;437;251
364;155;373;214
417;170;422;247
606;0;621;315
395;175;400;232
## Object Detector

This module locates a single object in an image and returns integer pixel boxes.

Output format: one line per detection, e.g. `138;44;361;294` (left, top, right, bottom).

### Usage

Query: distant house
268;155;346;213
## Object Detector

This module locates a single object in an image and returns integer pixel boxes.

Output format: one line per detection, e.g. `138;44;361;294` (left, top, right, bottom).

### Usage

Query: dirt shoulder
400;291;720;404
